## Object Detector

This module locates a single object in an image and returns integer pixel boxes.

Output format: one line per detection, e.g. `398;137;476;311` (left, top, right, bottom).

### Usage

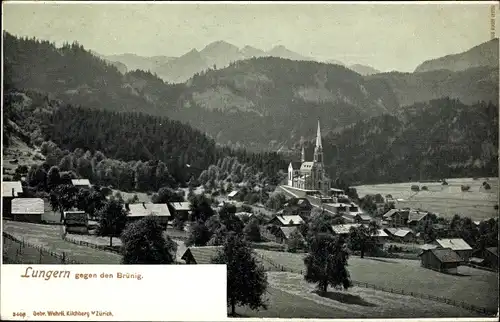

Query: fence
62;235;121;254
254;251;497;316
2;232;81;264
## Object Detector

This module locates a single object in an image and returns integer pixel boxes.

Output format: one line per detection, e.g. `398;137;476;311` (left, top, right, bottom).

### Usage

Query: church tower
313;120;323;164
301;146;305;163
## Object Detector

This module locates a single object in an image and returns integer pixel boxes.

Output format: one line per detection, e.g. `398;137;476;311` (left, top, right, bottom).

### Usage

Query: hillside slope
415;38;499;73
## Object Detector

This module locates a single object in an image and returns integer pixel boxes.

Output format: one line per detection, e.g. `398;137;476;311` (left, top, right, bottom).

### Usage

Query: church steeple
313;120;323;163
301;145;305;162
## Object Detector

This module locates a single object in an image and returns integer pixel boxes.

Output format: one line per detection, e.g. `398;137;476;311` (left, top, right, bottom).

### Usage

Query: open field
236;271;477;318
2;221;121;264
255;249;499;312
354;177;499;221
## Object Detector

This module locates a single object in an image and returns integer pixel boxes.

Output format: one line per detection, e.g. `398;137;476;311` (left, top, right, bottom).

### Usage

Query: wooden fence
2;232;81;264
62;235;121;254
254;252;497;317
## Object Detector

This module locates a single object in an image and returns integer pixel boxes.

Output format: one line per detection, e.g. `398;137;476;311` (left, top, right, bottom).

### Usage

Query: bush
421;186;428;191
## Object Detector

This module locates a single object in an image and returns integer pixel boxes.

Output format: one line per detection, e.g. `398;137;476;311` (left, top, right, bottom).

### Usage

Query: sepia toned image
1;1;499;319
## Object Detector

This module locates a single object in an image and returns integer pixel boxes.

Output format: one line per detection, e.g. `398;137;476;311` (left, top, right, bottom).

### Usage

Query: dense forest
298;98;499;184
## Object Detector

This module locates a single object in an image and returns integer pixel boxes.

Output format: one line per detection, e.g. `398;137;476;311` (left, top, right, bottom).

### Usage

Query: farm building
374;229;389;246
227;190;240;200
419;248;463;274
268;214;304;227
407;210;433;228
282;198;313;217
481;247;499;270
433;238;473;261
11;198;44;223
383;209;410;227
384;228;415;242
331;224;361;236
273;226;304;244
71;179;91;189
2;181;24;217
181;246;223;264
353;213;372;224
170;201;191;219
127;203;171;227
64;211;89;234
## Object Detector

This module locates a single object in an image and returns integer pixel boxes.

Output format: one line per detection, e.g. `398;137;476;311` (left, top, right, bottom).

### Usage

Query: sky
3;1;499;72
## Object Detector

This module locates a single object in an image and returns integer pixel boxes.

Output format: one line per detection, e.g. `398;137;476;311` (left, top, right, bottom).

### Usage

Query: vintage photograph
2;1;499;319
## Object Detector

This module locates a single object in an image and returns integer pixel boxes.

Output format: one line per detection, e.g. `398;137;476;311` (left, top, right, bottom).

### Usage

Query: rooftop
435;238;473;251
71;179;91;187
280;226;303;239
273;215;304;225
11;198;44;214
421;248;463;263
170;202;191;211
2;181;23;197
128;203;171;217
181;246;223;264
331;224;362;235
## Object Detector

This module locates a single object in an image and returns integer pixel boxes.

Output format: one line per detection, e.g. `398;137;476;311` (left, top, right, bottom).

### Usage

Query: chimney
12;188;15;197
125;203;130;211
142;202;146;209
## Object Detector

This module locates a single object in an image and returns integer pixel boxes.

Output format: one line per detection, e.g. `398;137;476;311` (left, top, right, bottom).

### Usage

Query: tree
287;228;306;253
49;184;78;222
306;210;334;241
121;216;177;264
304;233;352;293
185;220;211;247
243;218;262;242
211;233;268;316
46;166;61;190
190;194;215;222
152;187;184;203
96;199;128;247
265;192;287;211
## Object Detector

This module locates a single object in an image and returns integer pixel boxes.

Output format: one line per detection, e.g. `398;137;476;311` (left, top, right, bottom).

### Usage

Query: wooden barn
268;214;304;227
433;238;473;262
127;203;171;227
419;248;463;274
11;198;44;223
181;246;223;264
2;181;23;217
64;211;89;234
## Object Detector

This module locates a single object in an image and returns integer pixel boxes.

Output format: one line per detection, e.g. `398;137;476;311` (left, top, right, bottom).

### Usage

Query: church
287;121;331;193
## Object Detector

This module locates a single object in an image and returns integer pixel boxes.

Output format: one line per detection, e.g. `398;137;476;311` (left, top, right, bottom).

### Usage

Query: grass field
255;249;499;312
354;177;499;221
2;221;121;264
235;272;477;318
2;138;45;177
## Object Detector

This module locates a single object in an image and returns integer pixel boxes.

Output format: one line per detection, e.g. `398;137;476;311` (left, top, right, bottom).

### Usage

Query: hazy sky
3;2;499;72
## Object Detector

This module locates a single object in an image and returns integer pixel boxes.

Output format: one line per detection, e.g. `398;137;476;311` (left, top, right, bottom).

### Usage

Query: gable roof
272;215;304;225
354;214;372;221
421;248;463;264
376;229;389;238
227;190;239;197
2;181;23;197
394;229;413;237
128;203;171;217
300;162;316;172
383;209;399;219
486;247;498;257
331;224;361;235
408;211;430;223
235;212;253;218
435;238;472;251
181;246;223;264
279;226;303;240
148;203;171;217
171;202;191;211
11;198;44;214
71;179;91;187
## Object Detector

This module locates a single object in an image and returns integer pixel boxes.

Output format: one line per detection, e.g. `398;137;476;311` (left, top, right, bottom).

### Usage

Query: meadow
255;248;499;312
354;177;499;221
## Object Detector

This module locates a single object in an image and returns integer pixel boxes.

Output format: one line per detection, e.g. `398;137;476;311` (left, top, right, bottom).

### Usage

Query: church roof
316;120;323;148
300;162;316;172
289;161;302;169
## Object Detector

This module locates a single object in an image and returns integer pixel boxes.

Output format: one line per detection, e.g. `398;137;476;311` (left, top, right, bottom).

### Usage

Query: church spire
315;120;322;148
301;145;305;163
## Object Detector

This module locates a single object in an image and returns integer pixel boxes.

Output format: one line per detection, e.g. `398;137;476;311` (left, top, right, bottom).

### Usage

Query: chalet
384;228;415;242
331;224;361;237
374;229;389;246
64;211;89;234
407;210;433;229
181;246;223;264
419;248;463;274
283;198;313;217
383;209;410;227
71;179;91;189
353;213;372;224
274;226;304;244
268;214;304;227
170;201;191;219
2;181;23;217
127;203;171;227
433;238;473;262
11;198;44;223
227;190;240;200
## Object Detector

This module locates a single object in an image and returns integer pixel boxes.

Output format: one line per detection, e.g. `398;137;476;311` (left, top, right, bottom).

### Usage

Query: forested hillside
298;98;499;184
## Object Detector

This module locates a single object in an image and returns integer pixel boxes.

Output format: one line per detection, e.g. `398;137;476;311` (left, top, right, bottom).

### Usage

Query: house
419;248;463;274
268;215;304;227
433;238;473;261
374;229;389;246
227;190;240;200
384;228;415;242
407;210;432;229
383;209;410;227
2;181;23;217
181;246;223;264
353;213;372;224
274;226;304;244
283;198;313;217
71;179;91;189
331;224;361;236
170;201;191;219
11;198;44;223
127;202;171;227
64;211;89;234
482;247;499;270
